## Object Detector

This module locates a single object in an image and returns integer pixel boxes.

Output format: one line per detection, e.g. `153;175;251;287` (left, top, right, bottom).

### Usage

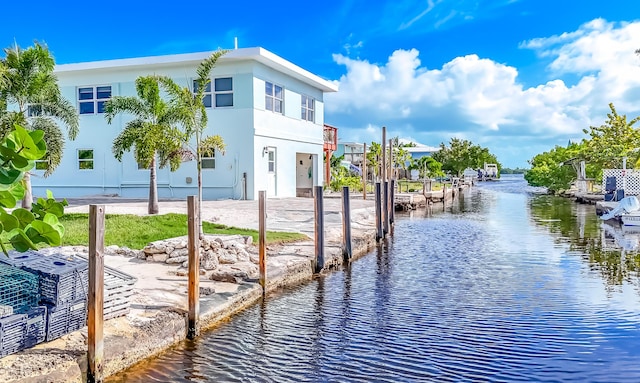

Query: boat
600;196;640;225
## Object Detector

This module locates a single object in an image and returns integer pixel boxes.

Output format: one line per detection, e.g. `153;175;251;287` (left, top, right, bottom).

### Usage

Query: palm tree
157;50;227;233
0;42;79;209
105;76;185;214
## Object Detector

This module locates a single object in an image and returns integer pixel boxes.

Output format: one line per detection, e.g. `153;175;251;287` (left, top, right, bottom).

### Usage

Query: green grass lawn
57;213;308;250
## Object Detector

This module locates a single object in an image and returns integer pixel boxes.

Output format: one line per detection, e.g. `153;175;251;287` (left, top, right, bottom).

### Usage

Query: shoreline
0;197;380;382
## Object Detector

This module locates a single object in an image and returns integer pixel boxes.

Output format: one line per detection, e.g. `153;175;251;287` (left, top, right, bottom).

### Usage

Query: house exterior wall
30;48;336;200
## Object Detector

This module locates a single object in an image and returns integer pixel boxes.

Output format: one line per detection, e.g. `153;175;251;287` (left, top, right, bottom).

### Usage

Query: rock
165;246;175;255
234;262;259;279
152;253;169;263
218;250;238;264
167;256;188;264
143;245;165;255
199;287;215;296
169;248;188;258
174;240;188;249
138;252;148;260
249;251;259;264
201;250;219;270
182;261;188;268
209;271;241;283
236;248;250;263
244;236;253;245
105;245;120;254
214;235;245;248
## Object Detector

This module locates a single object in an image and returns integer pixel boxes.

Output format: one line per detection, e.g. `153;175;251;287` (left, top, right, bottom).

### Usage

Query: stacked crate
0;250;137;353
19;254;88;342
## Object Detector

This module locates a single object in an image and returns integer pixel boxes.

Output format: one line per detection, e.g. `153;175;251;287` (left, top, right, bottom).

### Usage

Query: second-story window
78;86;111;114
265;82;283;114
193;80;212;108
301;95;315;122
214;77;233;107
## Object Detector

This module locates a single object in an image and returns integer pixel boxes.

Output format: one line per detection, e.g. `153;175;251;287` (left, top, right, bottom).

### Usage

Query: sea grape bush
0;125;66;253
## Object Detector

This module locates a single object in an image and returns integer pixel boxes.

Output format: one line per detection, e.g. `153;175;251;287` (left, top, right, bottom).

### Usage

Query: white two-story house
31;47;338;200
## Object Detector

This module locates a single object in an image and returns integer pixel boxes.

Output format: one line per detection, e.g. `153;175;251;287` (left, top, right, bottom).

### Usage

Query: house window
301;95;315;122
78;86;111;114
265;82;283;113
214;77;233;107
194;80;212;108
78;149;94;170
27;104;43;117
34;160;48;171
202;149;216;169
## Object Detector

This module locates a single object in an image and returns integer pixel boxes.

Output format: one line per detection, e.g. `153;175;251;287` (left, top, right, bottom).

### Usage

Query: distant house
32;47;338;200
399;140;440;160
336;142;365;166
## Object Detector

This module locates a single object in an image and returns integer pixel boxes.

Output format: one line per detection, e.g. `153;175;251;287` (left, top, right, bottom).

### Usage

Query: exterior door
267;147;276;197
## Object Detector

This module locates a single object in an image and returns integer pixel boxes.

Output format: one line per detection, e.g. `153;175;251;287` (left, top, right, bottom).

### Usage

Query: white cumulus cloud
325;19;640;167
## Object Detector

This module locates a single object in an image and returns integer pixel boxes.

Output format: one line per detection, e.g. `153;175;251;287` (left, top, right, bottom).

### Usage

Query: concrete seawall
0;197;379;382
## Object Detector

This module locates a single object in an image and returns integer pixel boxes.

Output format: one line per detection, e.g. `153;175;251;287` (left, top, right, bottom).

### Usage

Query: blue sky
2;0;640;167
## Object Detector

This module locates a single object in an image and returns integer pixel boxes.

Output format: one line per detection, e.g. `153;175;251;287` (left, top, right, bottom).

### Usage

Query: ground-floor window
78;149;94;170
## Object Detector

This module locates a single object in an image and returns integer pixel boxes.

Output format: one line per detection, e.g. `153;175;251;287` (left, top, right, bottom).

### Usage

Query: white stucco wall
30;48;335;201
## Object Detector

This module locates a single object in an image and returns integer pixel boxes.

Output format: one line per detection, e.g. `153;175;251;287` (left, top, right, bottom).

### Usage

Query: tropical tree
366;141;382;180
105;76;185;214
432;138;500;176
581;103;640;169
0;42;79;209
157;50;227;234
525;142;585;193
410;156;444;179
393;145;413;179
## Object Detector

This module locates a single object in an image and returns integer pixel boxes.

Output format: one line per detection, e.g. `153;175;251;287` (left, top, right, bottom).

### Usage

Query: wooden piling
88;205;105;383
375;182;383;241
390;179;395;225
187;196;200;339
383;180;389;235
259;191;267;293
362;142;367;200
314;185;325;273
341;186;352;260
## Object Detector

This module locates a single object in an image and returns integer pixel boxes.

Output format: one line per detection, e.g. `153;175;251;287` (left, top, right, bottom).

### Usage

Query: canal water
108;175;640;382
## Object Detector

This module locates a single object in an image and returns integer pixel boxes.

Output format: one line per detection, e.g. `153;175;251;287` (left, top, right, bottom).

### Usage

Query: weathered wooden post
187;196;200;339
390;179;395;225
88;205;105;383
314;185;325;273
362;142;367;200
383;180;390;235
259;191;267;293
341;186;352;260
375;182;383;241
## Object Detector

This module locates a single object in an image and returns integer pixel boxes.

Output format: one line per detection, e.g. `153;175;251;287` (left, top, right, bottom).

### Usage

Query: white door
267;147;276;197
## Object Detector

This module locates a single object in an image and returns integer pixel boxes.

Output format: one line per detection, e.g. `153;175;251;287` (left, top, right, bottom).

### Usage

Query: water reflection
527;192;640;288
108;176;640;382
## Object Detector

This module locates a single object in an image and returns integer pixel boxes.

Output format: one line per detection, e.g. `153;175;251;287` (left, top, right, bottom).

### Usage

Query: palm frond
103;96;148;123
30;117;64;176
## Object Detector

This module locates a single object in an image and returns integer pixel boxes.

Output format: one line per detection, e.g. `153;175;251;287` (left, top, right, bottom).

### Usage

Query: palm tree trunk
198;160;203;237
21;172;33;210
148;156;159;214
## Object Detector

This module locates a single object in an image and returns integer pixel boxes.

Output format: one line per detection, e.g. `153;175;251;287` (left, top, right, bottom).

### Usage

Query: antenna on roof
234;37;238;50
